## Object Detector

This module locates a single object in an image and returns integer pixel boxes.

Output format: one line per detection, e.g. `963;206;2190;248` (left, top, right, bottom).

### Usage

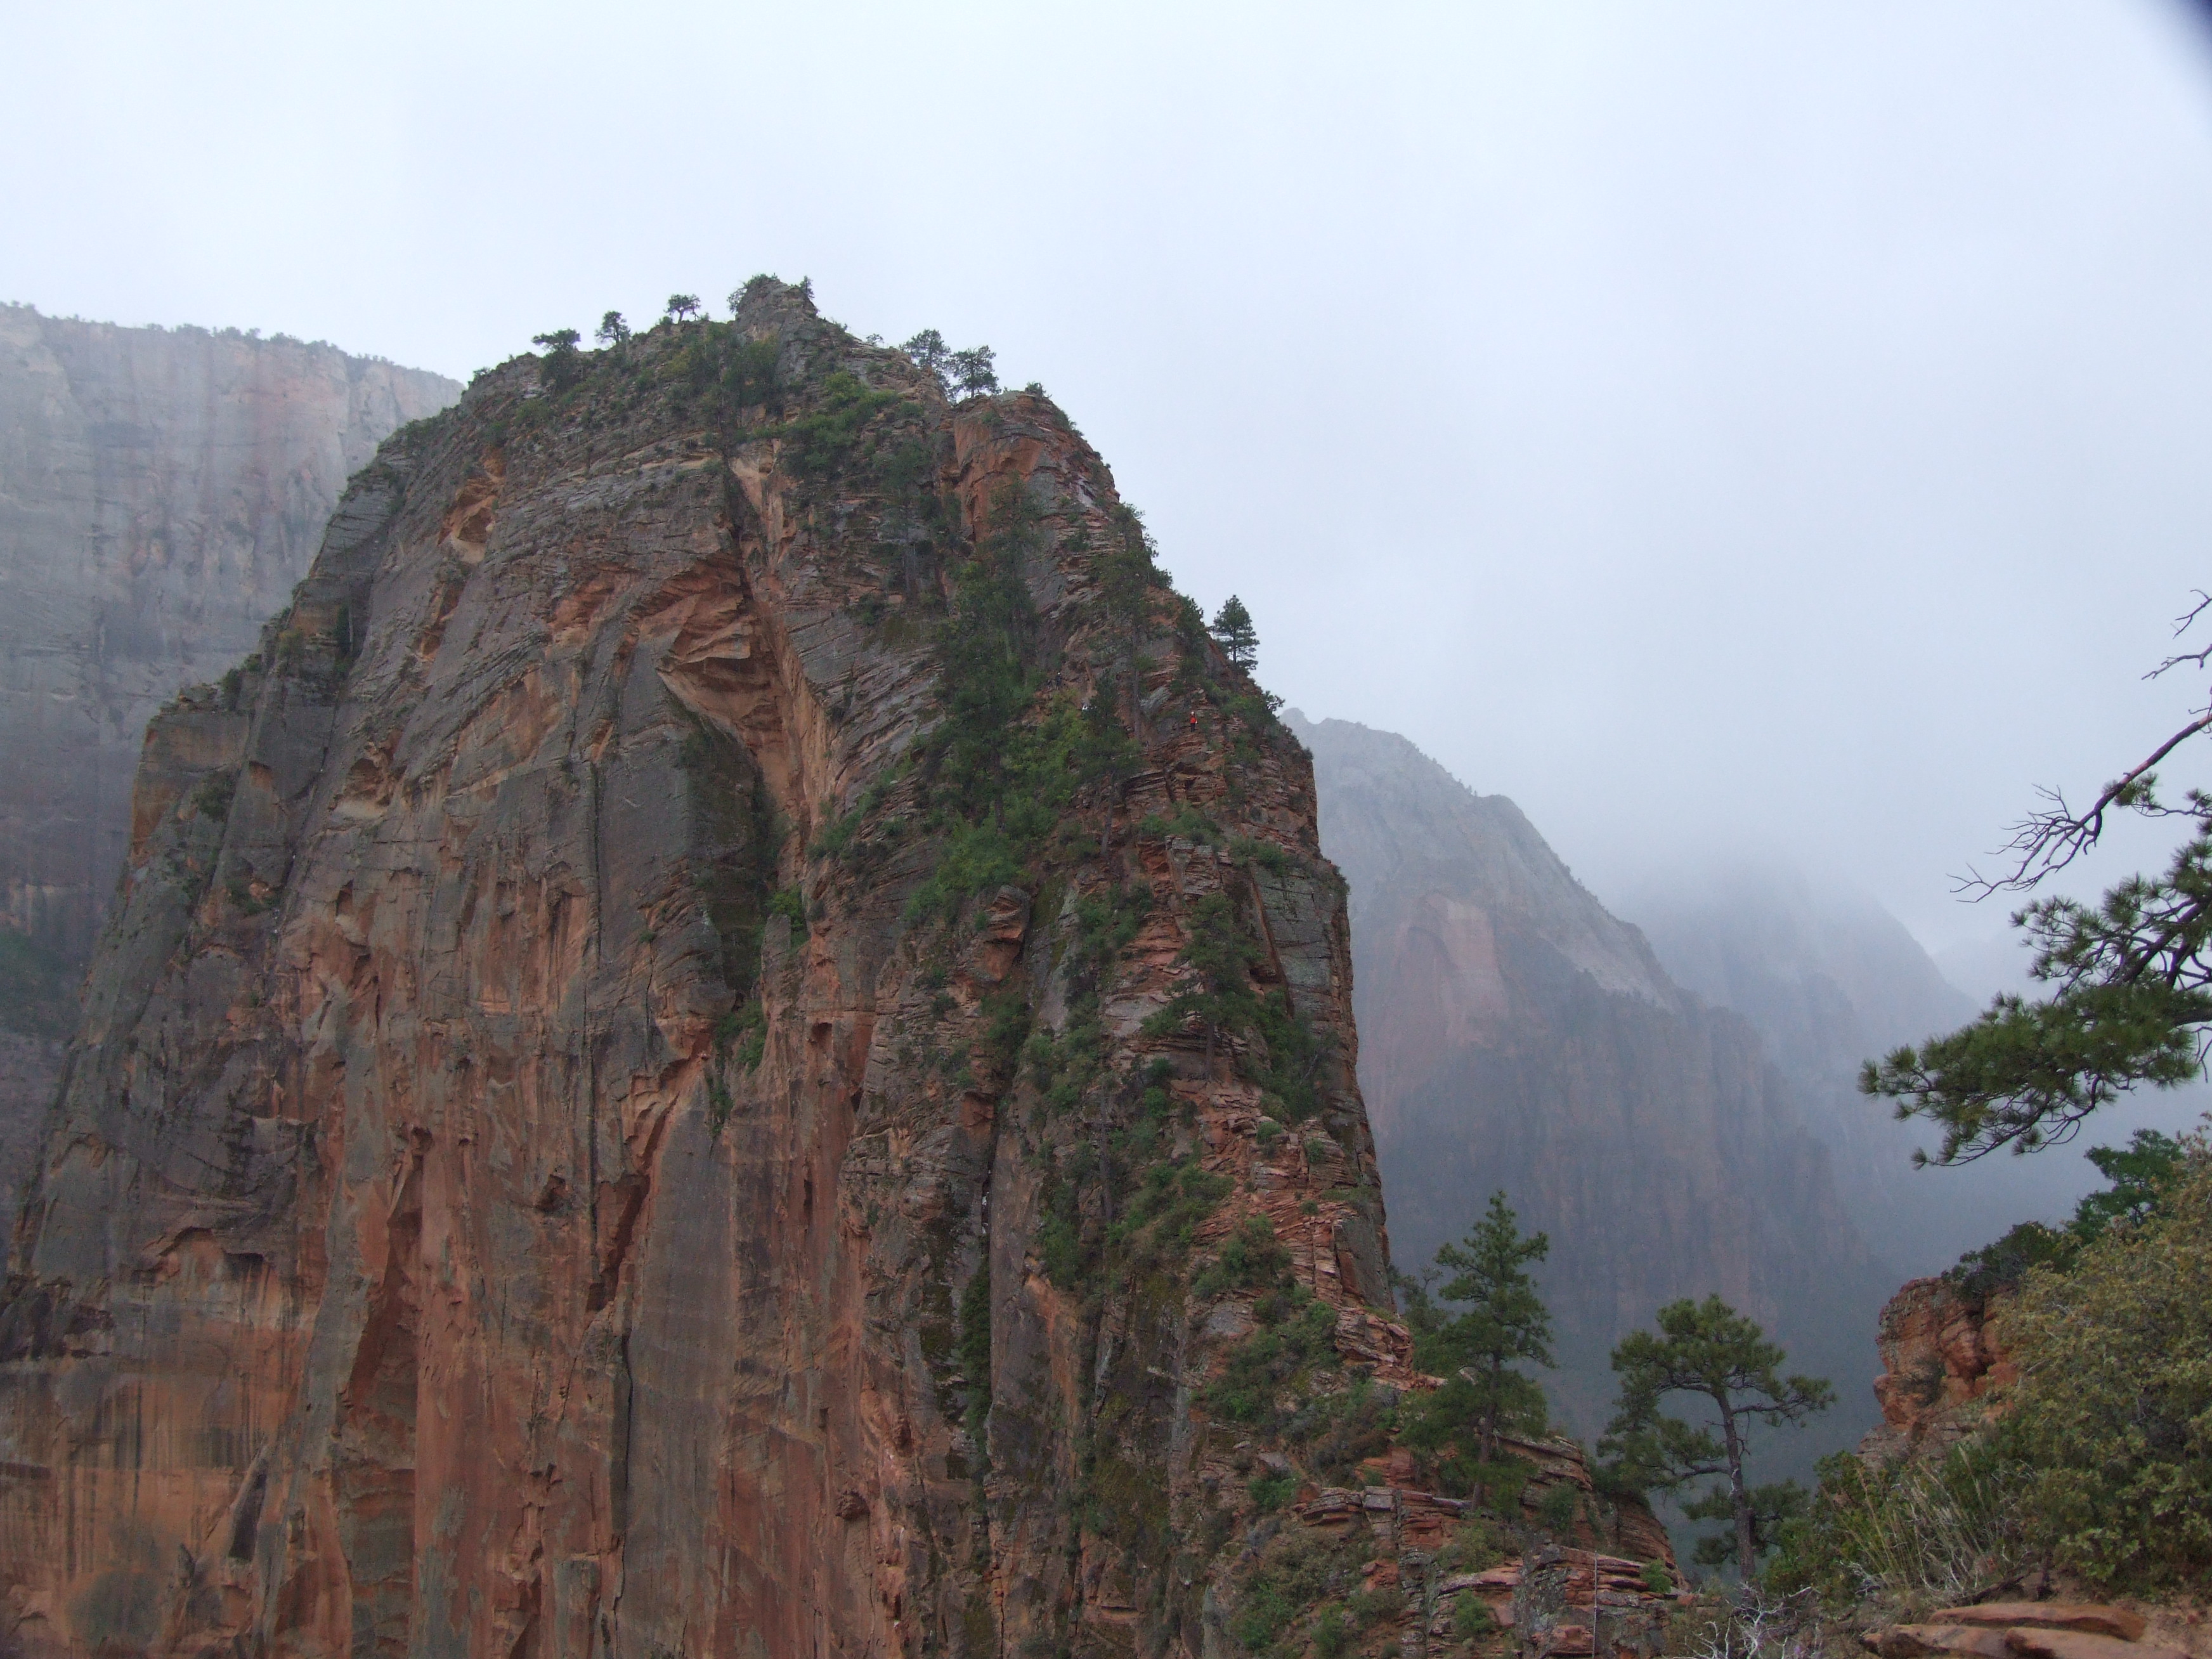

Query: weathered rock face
0;304;460;1238
1289;715;1890;1453
0;303;461;962
1858;1275;2016;1466
0;284;1406;1658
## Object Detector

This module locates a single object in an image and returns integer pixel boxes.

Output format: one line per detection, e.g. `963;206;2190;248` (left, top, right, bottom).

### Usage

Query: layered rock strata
1858;1275;2016;1466
0;283;1407;1658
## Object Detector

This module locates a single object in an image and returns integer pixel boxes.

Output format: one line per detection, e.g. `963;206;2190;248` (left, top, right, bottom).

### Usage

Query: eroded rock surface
1859;1273;2016;1465
0;284;1403;1658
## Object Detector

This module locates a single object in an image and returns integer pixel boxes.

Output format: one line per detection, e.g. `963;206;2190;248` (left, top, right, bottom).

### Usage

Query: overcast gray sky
10;0;2212;951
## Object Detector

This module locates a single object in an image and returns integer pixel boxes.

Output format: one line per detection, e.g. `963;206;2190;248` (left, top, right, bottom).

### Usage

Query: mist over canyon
0;285;2194;1649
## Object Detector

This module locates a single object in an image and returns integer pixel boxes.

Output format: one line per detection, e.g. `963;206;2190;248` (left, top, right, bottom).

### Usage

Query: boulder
1932;1607;2147;1644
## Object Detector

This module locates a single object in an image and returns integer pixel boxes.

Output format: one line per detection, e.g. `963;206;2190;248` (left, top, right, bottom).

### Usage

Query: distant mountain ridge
1616;862;2211;1274
1289;712;1892;1455
0;303;460;1230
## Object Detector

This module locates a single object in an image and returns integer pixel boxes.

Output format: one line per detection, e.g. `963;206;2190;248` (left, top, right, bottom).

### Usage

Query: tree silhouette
531;329;583;393
1601;1296;1832;1578
595;311;631;349
665;293;702;323
1210;595;1258;671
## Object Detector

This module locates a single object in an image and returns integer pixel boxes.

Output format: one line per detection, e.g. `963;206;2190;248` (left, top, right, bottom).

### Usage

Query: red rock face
1859;1275;2017;1464
0;285;1404;1657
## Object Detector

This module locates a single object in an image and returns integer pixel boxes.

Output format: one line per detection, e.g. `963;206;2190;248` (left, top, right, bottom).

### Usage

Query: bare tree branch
2150;590;2212;680
1957;709;2212;897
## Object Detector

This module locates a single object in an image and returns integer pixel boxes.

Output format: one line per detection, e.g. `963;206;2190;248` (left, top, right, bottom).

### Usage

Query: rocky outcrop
0;304;459;1237
1859;1275;2016;1464
1289;715;1890;1450
1285;1436;1676;1659
0;284;1403;1657
1863;1605;2182;1659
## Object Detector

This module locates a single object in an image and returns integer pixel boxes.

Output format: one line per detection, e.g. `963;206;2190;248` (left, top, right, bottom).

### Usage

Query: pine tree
595;311;631;349
1601;1296;1832;1578
665;293;703;323
530;329;583;393
949;345;999;399
1419;1192;1554;1464
1864;595;2212;1162
1210;595;1258;671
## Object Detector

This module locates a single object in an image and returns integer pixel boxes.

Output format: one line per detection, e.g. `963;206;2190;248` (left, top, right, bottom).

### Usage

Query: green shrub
1999;1138;2212;1589
1765;1441;2030;1606
1249;1470;1297;1512
1453;1596;1497;1640
1346;1585;1404;1629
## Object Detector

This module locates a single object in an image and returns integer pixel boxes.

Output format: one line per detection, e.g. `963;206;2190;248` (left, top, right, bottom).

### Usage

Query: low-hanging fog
11;1;2212;1095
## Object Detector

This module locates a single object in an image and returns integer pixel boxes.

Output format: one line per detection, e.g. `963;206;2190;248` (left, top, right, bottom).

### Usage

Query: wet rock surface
0;285;1401;1656
1859;1273;2017;1464
0;304;458;1244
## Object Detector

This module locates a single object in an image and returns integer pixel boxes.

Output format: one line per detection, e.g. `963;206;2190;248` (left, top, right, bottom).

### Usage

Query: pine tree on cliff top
1210;594;1258;671
1864;591;2212;1164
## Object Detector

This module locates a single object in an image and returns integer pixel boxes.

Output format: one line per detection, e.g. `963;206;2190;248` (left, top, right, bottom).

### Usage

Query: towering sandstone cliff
1291;715;1890;1454
0;282;1415;1656
0;305;460;1225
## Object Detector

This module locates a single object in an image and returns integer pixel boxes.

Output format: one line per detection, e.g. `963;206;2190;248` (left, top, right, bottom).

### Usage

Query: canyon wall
0;283;1410;1657
0;305;460;1226
1292;714;1891;1454
1622;866;2212;1275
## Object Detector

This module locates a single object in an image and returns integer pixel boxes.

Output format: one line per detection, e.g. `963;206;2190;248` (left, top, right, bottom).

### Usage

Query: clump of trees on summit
900;328;999;400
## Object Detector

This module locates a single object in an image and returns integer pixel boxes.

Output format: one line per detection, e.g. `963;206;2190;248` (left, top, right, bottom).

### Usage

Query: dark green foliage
904;486;1120;924
1107;1157;1231;1270
1249;1470;1297;1512
1194;1216;1291;1300
1137;805;1221;845
1206;1292;1337;1428
531;328;583;393
665;292;701;323
1231;1529;1342;1653
1209;594;1258;670
682;325;784;430
1398;1192;1554;1469
1536;1481;1581;1539
1684;1480;1806;1570
1997;1138;2212;1589
190;769;238;823
1453;1596;1498;1641
1345;1585;1404;1629
595;311;630;349
901;329;999;400
776;370;901;480
1765;1443;2028;1604
1947;1128;2186;1298
1601;1296;1833;1580
1862;702;2212;1161
958;1254;992;1433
